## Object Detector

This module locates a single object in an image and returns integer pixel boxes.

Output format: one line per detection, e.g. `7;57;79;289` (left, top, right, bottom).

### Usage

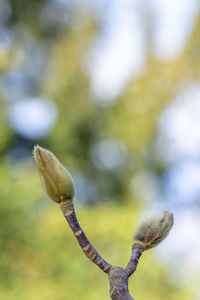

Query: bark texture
108;268;134;300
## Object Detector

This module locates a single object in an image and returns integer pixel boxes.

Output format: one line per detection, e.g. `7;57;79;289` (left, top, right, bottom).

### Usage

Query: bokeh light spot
91;139;126;170
9;97;58;139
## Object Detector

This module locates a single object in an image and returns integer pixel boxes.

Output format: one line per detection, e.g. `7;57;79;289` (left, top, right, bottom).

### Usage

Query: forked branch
33;146;174;300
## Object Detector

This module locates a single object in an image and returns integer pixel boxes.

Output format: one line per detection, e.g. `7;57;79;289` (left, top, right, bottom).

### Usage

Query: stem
108;267;134;300
34;146;174;300
60;201;113;273
125;243;145;277
59;201;144;299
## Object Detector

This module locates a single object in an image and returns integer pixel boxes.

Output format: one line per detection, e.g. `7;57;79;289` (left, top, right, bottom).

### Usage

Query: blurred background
0;0;200;299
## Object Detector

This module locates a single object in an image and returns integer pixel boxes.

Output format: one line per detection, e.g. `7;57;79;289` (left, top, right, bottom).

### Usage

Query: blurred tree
0;1;199;299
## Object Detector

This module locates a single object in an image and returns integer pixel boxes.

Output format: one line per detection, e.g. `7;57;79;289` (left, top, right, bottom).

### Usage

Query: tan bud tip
133;211;174;250
33;145;75;204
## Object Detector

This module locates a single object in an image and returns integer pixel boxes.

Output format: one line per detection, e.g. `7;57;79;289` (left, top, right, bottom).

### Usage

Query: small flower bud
133;211;174;250
33;146;75;204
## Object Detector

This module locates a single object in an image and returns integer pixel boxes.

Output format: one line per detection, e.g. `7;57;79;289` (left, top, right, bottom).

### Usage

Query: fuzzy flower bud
133;211;174;250
33;146;75;204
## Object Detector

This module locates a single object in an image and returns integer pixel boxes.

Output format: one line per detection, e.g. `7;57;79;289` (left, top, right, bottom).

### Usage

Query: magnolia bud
133;211;174;250
33;146;75;204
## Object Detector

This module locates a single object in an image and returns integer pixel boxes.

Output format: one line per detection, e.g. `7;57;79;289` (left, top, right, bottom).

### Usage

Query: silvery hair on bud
133;211;174;250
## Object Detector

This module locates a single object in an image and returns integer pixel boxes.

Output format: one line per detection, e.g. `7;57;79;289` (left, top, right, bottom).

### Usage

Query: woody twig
34;146;174;300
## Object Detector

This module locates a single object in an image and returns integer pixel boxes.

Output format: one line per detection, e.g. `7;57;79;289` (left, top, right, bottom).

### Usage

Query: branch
33;145;112;273
33;145;174;300
60;201;112;273
108;268;134;300
125;242;145;278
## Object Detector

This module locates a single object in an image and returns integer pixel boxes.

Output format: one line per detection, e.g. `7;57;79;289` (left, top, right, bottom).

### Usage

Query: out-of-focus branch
33;145;174;300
